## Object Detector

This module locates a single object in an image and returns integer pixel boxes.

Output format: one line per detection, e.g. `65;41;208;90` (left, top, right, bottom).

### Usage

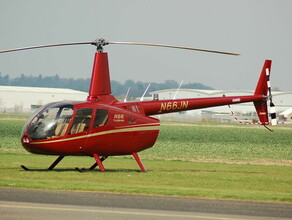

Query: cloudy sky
0;0;291;91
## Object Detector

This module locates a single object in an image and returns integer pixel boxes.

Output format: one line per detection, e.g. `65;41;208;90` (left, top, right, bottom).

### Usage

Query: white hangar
0;86;88;114
1;85;292;122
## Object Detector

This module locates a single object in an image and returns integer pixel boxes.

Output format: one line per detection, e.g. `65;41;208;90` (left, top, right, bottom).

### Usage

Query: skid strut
89;156;108;170
93;153;106;172
132;152;147;172
48;155;65;170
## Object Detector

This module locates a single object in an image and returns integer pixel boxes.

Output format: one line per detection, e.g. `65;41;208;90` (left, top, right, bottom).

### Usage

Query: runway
0;188;291;219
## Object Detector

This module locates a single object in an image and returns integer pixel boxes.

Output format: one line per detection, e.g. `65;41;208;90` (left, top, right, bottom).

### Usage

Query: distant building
150;89;292;122
0;86;88;114
1;85;292;123
279;108;292;122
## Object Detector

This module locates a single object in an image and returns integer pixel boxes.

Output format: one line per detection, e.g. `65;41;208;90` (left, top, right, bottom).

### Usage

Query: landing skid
20;165;96;172
20;155;108;172
20;165;78;172
21;155;65;171
20;165;35;171
21;153;147;172
74;167;99;172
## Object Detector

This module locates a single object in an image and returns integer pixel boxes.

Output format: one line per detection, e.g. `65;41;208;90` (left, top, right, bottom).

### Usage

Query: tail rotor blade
270;102;277;126
266;68;277;125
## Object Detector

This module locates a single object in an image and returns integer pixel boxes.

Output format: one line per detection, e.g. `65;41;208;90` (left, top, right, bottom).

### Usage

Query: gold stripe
116;123;160;129
30;124;160;145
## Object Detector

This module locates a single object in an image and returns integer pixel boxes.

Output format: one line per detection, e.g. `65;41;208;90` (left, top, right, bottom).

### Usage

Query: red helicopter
0;39;276;172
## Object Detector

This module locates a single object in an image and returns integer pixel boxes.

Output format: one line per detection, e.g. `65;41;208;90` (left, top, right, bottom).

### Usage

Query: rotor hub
91;38;109;52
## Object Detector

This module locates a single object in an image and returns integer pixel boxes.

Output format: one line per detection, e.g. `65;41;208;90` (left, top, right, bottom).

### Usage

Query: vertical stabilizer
253;60;273;125
254;60;272;96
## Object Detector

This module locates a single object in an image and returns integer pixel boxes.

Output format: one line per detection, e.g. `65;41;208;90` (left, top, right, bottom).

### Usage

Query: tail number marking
160;101;189;112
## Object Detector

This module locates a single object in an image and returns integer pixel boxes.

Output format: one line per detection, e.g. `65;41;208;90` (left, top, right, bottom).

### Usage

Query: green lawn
0;116;291;202
0;154;291;202
141;124;292;164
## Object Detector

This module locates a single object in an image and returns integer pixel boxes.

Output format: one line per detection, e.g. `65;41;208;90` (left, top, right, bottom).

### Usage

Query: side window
54;106;73;137
69;108;92;135
126;104;140;113
93;109;108;128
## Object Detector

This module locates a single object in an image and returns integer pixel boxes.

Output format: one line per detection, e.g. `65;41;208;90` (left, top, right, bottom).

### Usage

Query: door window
93;109;108;128
69;108;93;135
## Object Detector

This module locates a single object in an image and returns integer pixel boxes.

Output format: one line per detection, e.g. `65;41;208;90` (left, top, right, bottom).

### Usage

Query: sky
0;0;291;91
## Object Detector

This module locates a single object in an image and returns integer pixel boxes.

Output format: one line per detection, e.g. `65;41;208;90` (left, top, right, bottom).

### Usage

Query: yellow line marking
0;203;247;220
116;123;160;129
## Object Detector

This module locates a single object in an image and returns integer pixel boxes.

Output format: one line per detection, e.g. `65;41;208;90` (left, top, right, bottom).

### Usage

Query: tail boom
140;95;265;116
128;60;273;125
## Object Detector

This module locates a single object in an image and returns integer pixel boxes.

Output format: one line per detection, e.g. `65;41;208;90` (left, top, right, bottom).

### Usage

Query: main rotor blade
0;39;240;56
0;42;93;53
108;41;240;56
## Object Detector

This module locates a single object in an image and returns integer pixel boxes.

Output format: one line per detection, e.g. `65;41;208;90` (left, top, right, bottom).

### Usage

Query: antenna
173;80;183;99
124;87;131;102
140;83;151;101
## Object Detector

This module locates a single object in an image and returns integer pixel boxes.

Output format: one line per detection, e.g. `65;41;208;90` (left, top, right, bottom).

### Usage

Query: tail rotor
266;68;277;126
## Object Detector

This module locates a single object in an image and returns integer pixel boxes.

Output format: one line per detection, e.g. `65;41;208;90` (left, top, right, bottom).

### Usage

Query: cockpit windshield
27;103;74;140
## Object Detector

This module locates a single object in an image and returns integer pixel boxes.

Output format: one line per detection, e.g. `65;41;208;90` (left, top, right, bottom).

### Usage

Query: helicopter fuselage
21;99;160;156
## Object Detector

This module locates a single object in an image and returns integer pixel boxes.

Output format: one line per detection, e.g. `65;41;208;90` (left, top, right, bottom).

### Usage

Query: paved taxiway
0;188;291;219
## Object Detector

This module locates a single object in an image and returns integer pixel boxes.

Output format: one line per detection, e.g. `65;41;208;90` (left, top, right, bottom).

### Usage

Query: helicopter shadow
75;168;149;173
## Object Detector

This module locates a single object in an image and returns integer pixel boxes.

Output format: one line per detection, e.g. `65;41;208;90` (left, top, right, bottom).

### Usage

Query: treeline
0;73;213;98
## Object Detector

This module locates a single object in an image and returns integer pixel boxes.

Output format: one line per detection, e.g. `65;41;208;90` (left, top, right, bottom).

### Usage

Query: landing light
22;137;30;144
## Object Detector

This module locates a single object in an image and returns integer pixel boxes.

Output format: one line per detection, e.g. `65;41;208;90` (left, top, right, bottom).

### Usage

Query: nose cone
21;135;43;154
21;136;61;155
21;136;34;153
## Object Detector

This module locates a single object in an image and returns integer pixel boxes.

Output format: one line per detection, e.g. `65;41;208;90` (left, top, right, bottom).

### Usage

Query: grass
0;119;27;154
0;114;29;119
0;154;291;202
0;115;291;202
141;124;292;164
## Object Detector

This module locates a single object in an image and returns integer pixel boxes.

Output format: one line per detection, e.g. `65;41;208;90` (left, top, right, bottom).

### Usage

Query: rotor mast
87;39;115;103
